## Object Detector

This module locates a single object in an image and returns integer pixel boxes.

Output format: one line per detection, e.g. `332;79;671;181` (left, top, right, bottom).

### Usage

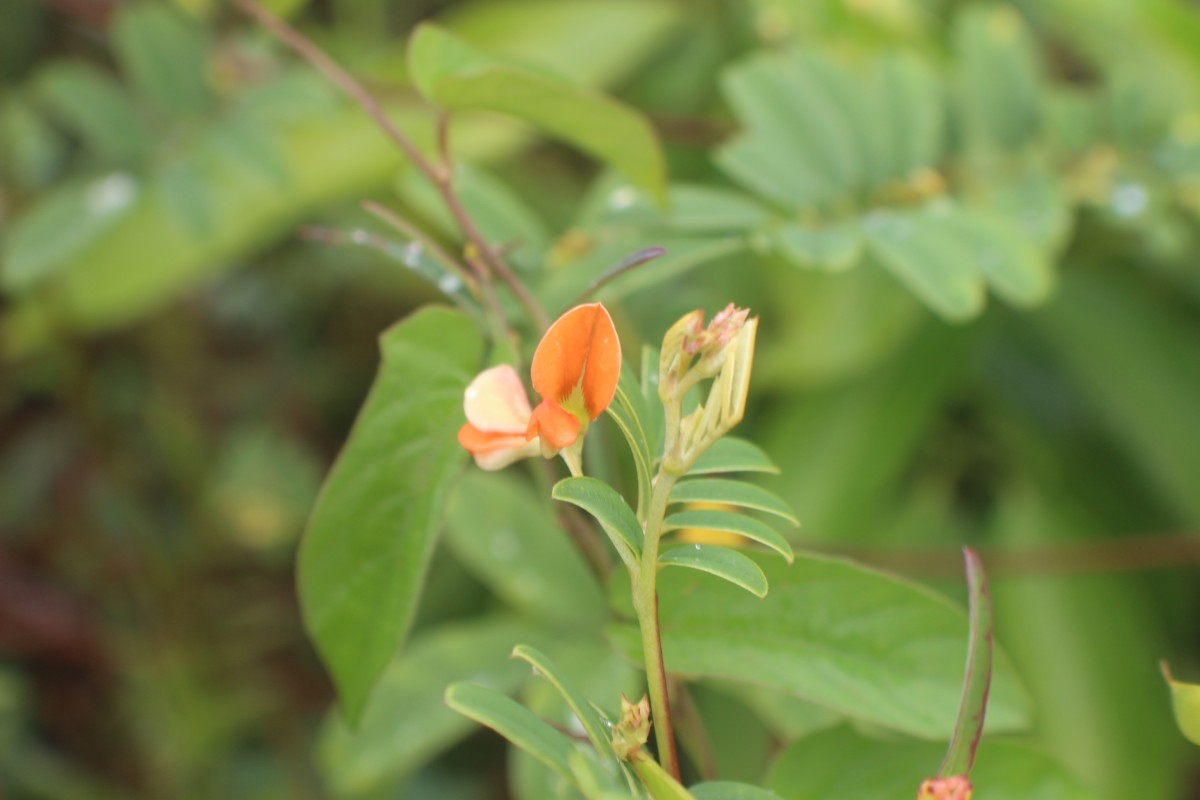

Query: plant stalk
634;472;680;780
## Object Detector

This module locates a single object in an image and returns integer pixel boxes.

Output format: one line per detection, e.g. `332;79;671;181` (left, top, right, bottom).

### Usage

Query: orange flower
526;303;621;453
457;365;541;470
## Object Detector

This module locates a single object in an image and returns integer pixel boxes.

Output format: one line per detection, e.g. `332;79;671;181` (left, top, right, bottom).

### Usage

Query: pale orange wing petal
463;364;532;433
527;399;581;449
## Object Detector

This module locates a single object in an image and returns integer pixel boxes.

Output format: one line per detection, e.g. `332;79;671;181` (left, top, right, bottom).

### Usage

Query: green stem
634;472;680;780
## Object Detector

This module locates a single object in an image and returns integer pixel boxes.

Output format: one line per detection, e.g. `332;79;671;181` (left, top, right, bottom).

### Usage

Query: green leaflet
553;477;644;561
687;438;779;476
446;682;578;780
669;478;799;525
658;544;770;598
663;511;794;563
511;645;618;762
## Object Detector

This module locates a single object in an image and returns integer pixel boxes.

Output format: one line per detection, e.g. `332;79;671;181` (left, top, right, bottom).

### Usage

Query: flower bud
917;776;973;800
612;694;652;761
659;305;758;474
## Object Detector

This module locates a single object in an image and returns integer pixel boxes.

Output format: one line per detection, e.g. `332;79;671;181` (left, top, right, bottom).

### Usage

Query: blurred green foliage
3;0;1200;798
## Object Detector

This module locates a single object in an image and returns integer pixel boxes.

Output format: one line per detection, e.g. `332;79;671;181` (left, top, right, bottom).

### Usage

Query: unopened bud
659;310;704;386
659;305;758;474
687;303;750;357
612;694;652;760
917;776;973;800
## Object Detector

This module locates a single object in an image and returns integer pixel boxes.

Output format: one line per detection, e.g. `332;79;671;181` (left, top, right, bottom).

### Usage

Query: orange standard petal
530;303;621;419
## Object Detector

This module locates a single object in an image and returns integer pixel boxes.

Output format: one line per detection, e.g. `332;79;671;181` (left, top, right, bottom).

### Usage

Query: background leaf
1162;663;1200;746
111;4;212;115
445;472;606;627
36;62;149;163
408;24;666;203
767;726;1095;799
609;552;1031;739
318;616;540;797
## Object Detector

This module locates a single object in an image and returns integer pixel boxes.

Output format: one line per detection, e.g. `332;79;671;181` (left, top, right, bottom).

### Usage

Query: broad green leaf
663;511;794;563
657;545;769;598
768;726;1095;799
1161;663;1200;746
670;479;799;525
709;681;843;742
512;645;618;762
939;548;994;778
408;24;665;203
552;477;643;560
610;552;1031;739
445;682;577;780
36;62;149;163
299;307;482;723
687;437;779;475
445;473;606;626
690;782;782;800
318;616;540;796
680;686;774;784
111;3;212;115
771;222;863;273
863;209;986;321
